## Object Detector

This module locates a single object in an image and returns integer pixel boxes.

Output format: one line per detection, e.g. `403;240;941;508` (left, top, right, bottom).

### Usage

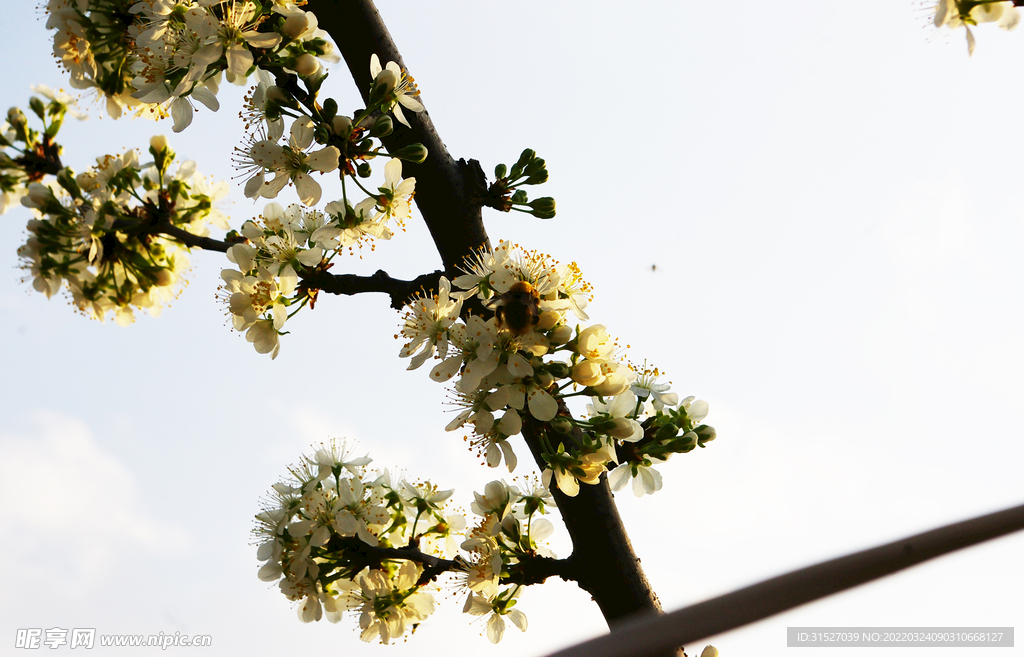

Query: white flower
933;0;1019;55
398;277;463;369
369;54;424;127
463;589;528;644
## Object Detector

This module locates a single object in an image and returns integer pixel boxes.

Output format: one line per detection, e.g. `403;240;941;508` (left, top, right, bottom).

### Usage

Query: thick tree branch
307;0;490;275
544;501;1024;657
301;268;442;309
324;536;573;587
306;0;672;643
520;414;667;624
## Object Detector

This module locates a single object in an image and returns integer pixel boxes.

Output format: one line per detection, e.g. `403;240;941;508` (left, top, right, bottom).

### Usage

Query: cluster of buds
399;241;716;496
8;98;227;324
255;442;556;644
44;0;339;126
485;148;556;219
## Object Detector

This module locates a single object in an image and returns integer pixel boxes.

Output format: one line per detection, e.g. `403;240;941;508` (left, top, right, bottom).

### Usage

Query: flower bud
537;310;559;331
550;416;573;434
528;196;556;219
7;107;27;129
535;370;554;389
282;12;310;39
695;424;717;445
155;268;176;287
547;361;570;379
549;324;573;345
591;373;629;397
266;85;293;106
331;115;353;137
597;417;638;440
293;54;320;77
392;143;428;163
700;647;718;657
571;361;603;387
28;96;46;120
21;182;53;210
356;162;372;178
150;135;168;152
655;423;678;442
370;114;393;137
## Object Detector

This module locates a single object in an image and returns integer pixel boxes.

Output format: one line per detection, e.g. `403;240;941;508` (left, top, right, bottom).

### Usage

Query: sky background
1;1;1023;655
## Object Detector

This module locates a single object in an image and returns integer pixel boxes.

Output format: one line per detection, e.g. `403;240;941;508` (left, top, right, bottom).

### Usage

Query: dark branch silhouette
544;501;1024;657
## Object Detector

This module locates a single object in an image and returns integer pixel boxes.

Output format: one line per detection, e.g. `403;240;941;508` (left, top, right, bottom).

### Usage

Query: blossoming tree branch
2;0;718;653
2;0;1018;655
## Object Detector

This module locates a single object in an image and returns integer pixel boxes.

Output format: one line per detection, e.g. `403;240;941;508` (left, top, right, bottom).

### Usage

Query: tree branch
307;0;672;644
301;268;442;309
307;0;490;275
543;501;1024;657
152;222;232;253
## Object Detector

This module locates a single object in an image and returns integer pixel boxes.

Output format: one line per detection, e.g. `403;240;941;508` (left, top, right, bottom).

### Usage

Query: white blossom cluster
219;152;415;358
220;53;423;358
399;241;715;497
44;0;338;127
6;97;228;323
255;441;555;644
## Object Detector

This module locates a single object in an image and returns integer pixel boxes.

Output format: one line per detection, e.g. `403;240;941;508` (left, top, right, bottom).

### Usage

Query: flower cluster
219;154;416;358
932;0;1020;55
220;52;427;358
461;478;554;643
13;125;227;324
44;0;339;126
399;241;716;497
255;442;556;644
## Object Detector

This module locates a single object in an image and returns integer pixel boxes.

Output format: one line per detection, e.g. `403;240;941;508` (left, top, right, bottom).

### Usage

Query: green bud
332;115;353;137
370;114;393;137
655;423;678;442
547;362;570;379
357;162;372;178
391;143;428;164
494;163;507;179
515;148;535;169
7;107;27;129
266;85;297;109
550;416;573;434
313;123;331;145
510;189;528;204
535;371;554;388
526;169;549;185
695;424;717;445
528;197;556;219
28;96;46;120
321;97;338;122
